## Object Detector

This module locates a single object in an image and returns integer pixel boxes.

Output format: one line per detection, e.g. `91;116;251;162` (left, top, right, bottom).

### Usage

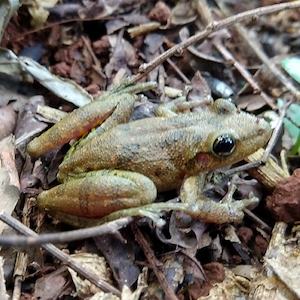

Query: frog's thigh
37;170;157;218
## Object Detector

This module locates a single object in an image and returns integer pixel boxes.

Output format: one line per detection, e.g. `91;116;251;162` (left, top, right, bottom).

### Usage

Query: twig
222;161;262;177
262;99;293;163
280;150;290;178
0;214;132;247
82;36;106;80
132;1;300;84
0;212;121;297
166;57;191;85
180;248;207;281
195;0;275;107
132;223;179;300
212;37;276;109
243;208;272;234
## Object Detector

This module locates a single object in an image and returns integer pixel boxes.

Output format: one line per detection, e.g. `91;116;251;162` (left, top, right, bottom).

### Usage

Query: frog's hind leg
37;170;157;222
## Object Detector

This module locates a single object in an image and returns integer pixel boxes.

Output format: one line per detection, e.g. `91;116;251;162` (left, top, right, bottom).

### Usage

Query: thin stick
132;223;179;300
166;57;191;84
0;214;132;247
12;197;33;300
243;208;272;234
196;0;274;108
262;99;293;163
212;37;276;109
0;212;121;297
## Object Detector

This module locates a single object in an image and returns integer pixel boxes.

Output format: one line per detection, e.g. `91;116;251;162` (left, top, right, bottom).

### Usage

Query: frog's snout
246;116;272;149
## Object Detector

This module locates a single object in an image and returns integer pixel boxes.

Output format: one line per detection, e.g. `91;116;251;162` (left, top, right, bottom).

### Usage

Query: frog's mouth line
239;127;271;150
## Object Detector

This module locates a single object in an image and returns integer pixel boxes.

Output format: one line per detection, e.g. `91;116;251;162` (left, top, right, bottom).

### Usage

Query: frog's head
195;99;272;171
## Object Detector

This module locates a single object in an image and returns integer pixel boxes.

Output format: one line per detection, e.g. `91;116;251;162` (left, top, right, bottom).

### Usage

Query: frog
27;80;272;227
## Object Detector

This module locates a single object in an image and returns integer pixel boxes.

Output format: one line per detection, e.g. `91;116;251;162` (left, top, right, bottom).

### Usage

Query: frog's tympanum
27;81;272;227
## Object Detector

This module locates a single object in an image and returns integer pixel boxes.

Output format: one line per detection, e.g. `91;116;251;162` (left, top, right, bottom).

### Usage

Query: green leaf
282;57;300;84
277;98;300;154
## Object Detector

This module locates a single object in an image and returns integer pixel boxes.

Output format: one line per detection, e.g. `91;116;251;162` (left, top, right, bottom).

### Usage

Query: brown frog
27;82;271;227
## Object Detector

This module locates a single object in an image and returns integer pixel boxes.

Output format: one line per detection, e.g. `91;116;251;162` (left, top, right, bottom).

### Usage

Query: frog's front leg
155;93;213;118
180;175;259;224
27;93;136;157
37;170;157;221
27;80;157;157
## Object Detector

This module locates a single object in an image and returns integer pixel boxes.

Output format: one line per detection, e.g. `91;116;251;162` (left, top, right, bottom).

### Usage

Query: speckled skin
58;99;271;192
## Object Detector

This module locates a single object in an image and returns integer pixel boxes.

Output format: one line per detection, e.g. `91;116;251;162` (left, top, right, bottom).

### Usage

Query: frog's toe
230;195;259;211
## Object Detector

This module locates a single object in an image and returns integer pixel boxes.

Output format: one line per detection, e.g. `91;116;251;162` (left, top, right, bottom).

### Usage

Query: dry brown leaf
167;0;197;26
68;253;114;299
0;104;17;141
28;0;59;28
0;135;20;236
34;267;69;300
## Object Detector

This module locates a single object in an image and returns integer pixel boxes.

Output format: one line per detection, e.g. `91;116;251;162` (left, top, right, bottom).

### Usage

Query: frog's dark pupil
213;135;236;157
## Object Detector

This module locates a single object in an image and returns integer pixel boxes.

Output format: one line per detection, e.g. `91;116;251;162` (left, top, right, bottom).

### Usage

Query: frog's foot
102;186;259;225
185;185;259;224
98;183;258;226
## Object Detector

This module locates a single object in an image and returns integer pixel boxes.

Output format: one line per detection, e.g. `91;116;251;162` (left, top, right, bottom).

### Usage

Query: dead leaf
28;0;59;28
14;96;48;153
34;267;70;300
0;104;17;141
237;94;269;111
261;223;300;299
0;0;23;42
0;135;20;236
106;19;129;35
148;1;171;24
68;253;114;299
105;35;137;78
167;0;197;26
94;232;140;288
188;71;212;104
0;48;93;107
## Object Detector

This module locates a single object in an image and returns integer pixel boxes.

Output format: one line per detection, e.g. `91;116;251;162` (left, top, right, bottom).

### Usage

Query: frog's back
58;100;271;191
60;115;204;190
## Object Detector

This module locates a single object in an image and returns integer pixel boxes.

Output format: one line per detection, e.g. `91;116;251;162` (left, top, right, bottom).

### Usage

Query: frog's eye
212;134;236;157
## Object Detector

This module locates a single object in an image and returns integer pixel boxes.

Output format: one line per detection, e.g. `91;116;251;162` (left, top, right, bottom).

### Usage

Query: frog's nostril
258;128;268;135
